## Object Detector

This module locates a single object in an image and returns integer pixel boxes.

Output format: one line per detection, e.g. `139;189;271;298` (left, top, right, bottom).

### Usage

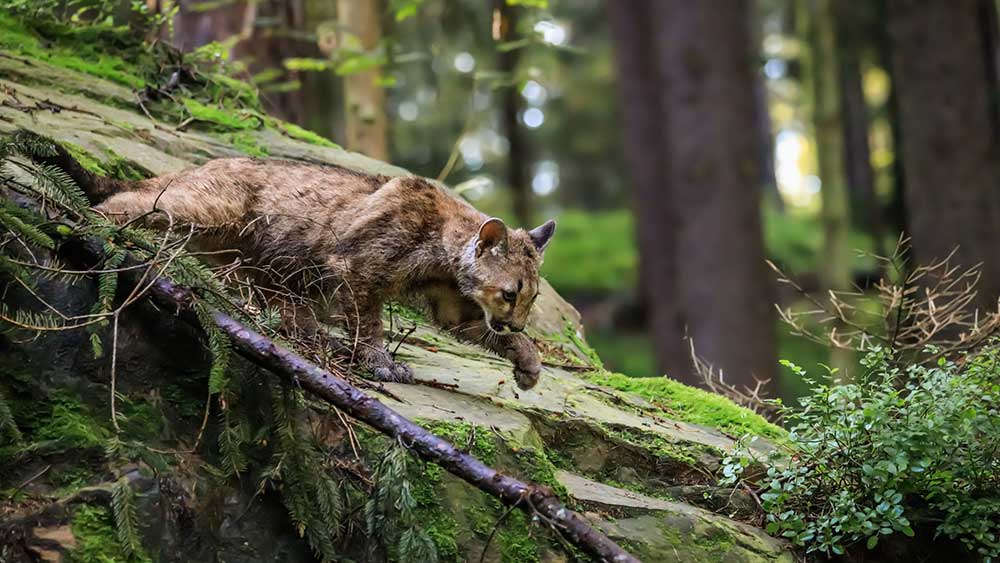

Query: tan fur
59;155;556;389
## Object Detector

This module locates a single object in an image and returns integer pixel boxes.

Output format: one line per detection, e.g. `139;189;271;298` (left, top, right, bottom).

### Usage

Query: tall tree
493;0;531;227
889;0;1000;306
835;1;884;259
608;0;689;381
338;0;389;160
611;1;778;389
801;0;853;377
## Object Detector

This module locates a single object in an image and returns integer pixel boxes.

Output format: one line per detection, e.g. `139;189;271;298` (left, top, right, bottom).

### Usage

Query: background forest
150;0;999;402
2;0;1000;561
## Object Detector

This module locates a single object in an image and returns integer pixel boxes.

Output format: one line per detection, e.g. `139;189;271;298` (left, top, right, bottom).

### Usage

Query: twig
480;492;524;563
110;311;122;433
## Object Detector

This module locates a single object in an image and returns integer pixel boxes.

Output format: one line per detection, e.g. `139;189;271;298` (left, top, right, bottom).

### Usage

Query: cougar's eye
502;290;517;304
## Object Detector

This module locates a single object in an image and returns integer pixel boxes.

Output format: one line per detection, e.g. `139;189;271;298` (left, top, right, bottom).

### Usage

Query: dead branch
61;237;639;563
768;237;1000;364
688;338;780;422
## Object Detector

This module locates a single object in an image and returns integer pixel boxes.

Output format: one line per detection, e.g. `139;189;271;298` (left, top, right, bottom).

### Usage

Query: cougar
36;141;556;389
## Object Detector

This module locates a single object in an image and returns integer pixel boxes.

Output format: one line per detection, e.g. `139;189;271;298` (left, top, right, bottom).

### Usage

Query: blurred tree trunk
889;0;1000;306
608;0;690;380
337;0;388;160
170;0;332;132
657;0;777;389
494;1;530;226
611;0;777;389
835;1;884;259
873;0;909;242
802;0;853;378
755;70;783;211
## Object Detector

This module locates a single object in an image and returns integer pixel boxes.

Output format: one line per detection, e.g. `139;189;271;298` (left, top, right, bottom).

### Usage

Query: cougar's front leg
426;289;542;390
339;295;413;384
445;319;541;390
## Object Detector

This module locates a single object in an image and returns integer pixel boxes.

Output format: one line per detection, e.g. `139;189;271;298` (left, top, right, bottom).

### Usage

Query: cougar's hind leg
95;184;248;228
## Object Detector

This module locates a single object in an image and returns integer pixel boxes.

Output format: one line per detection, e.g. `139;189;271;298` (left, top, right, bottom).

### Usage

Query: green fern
366;443;439;563
0;302;69;332
111;476;143;558
0;202;55;249
10;158;90;211
8;130;59;159
0;388;22;444
195;302;233;394
218;409;248;476
269;389;344;561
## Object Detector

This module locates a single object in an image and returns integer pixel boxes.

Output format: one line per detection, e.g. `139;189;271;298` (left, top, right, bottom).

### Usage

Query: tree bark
648;0;777;389
802;0;853;377
60;238;639;563
494;0;531;227
608;0;690;380
337;0;389;160
888;0;1000;306
835;1;883;258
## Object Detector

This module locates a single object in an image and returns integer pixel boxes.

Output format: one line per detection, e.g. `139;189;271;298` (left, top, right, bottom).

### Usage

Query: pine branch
111;476;143;557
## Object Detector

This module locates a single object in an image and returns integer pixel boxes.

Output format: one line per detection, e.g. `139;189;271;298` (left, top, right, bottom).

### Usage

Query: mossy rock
0;19;791;563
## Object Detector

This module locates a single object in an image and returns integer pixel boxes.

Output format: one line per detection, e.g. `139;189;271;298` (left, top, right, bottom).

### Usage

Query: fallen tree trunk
65;239;640;563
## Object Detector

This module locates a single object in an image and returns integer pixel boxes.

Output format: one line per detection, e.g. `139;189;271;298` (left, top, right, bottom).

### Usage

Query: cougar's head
461;218;556;335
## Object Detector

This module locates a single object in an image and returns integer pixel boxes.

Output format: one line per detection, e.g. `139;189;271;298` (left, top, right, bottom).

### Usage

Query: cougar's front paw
371;361;415;384
513;354;541;390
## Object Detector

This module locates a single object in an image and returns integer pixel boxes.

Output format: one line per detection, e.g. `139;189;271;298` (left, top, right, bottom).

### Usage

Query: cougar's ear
528;219;557;252
476;218;508;256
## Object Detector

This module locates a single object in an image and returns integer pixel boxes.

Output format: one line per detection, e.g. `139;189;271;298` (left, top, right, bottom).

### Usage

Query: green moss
585;372;785;440
421;508;461;561
407;451;460;559
0;15;145;89
59;144;149;182
36;396;110;449
117;399;166;440
47;53;145;89
604;425;702;468
69;505;151;563
206;73;261;110
63;143;108;175
385;301;427;324
275;121;340;148
182;98;262;131
498;510;540;563
102;155;149;181
420;420;499;465
222;132;269;158
0;14;43;52
53;465;98;495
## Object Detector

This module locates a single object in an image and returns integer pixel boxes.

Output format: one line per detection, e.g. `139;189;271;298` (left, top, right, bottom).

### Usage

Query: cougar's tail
10;130;134;203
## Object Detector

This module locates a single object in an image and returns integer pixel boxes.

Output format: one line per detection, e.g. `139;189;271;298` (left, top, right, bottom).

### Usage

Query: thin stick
110;311;121;433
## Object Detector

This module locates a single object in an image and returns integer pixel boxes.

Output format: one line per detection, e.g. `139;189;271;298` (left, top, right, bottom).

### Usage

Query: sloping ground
0;20;791;562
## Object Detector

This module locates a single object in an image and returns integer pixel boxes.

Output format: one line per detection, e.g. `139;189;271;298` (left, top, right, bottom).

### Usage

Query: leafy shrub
722;344;1000;559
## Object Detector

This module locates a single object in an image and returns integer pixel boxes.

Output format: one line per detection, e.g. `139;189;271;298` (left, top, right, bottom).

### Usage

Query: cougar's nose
510;323;525;333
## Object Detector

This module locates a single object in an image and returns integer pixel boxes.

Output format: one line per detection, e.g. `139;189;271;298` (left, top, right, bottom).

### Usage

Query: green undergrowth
0;13;340;150
585;371;785;440
408;420;572;562
0;15;147;89
278;121;340;148
69;504;151;563
62;142;151;181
